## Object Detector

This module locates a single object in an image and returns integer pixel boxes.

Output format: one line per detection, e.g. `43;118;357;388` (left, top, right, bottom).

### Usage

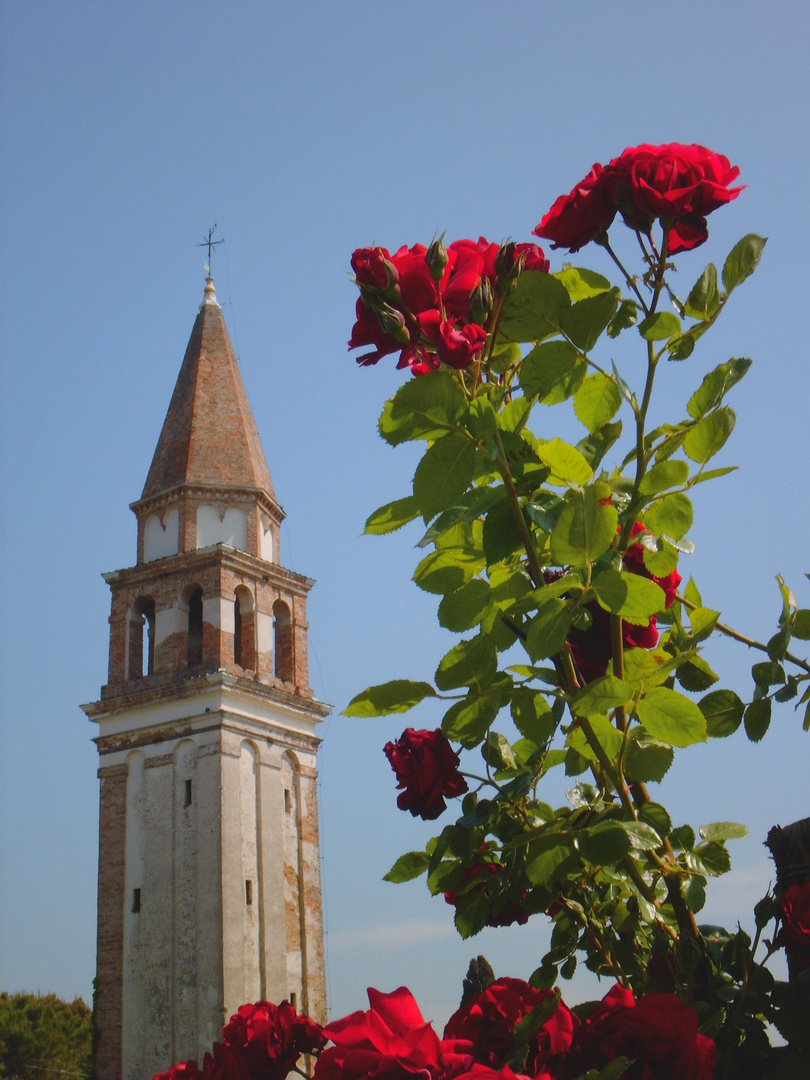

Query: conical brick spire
141;277;275;501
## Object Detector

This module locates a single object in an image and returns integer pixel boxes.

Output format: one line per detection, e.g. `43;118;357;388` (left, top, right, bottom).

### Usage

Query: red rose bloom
154;1062;205;1080
533;163;615;252
314;986;472;1080
564;985;716;1080
221;1000;326;1080
444;979;577;1074
606;143;743;253
351;247;398;291
384;728;468;820
778;882;810;969
535;144;742;254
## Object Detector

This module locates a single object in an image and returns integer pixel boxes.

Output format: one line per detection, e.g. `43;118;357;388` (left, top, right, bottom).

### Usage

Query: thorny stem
678;593;810;675
602;240;648;313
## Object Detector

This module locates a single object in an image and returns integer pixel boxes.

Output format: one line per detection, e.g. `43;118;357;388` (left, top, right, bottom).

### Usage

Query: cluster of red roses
534;142;743;254
348;238;549;373
166;979;715;1080
155;1000;326;1080
566;523;681;684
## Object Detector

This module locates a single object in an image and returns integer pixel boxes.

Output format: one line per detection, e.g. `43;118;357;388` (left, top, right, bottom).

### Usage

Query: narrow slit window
132;888;141;913
284;788;291;814
245;879;253;905
184;779;192;807
290;992;297;1012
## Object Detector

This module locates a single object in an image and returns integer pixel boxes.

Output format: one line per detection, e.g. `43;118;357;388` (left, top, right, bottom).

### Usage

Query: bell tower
83;278;329;1080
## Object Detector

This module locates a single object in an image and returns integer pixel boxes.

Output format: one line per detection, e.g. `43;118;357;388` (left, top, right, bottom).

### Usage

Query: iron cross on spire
198;224;224;276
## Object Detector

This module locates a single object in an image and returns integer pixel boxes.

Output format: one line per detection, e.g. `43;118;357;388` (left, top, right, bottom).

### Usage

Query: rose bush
157;141;810;1080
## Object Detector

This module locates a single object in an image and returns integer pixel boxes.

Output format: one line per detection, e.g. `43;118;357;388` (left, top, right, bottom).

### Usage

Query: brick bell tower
82;277;330;1080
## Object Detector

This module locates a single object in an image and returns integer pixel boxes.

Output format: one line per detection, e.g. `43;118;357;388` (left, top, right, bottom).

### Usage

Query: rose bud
469;278;494;325
376;303;410;344
425;233;449;285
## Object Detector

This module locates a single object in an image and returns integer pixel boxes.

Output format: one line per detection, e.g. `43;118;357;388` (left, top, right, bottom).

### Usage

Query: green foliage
350;215;808;1079
0;993;92;1080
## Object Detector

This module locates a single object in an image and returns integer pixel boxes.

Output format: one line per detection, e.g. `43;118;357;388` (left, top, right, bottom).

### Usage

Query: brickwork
95;763;128;1080
87;278;330;1078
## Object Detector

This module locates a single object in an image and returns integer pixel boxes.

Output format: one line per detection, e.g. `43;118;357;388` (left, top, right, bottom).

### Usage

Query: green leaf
641;540;680;577
525;601;572;661
343;679;437;717
482;731;517;772
687;465;737;486
592;570;665;622
384;851;430;883
744;698;771;742
500;270;571;343
521;340;587;404
683;877;706;914
573;374;622;433
551;484;618;565
699;822;748;842
437;578;492;632
442;691;505;747
684;263;720;320
435;635;497;693
364;495;421;534
560;289;620;352
645;492;693;540
624;737;674;782
676;655;719;692
683;407;736;464
721;233;767;293
554;265;612;300
578;823;631;864
792;609;810;640
608;299;638;338
511;689;556;744
576;421;622;472
694;842;731;876
699;689;744;738
379;372;466;445
572;675;635;716
482;500;522;565
638;459;690;496
526;835;575;885
635;687;707;747
413;548;482;595
537;438;593;486
620;820;663;850
689;607;719;641
638;311;681;341
687;358;752;419
666;334;696;361
413;434;477;521
640;801;672;837
568;713;624;760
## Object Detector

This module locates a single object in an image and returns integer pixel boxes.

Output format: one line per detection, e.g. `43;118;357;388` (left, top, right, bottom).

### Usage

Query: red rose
606;143;743;253
534;144;742;254
384;728;468;820
348;298;401;367
564;985;716;1080
154;1062;205;1080
221;1000;326;1080
778;882;810;969
444;979;577;1073
443;851;529;928
533;163;615;252
513;243;550;274
315;987;473;1080
351;247;398;291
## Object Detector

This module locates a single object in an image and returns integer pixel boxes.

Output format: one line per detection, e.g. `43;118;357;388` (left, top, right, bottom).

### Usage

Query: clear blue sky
1;0;809;1030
